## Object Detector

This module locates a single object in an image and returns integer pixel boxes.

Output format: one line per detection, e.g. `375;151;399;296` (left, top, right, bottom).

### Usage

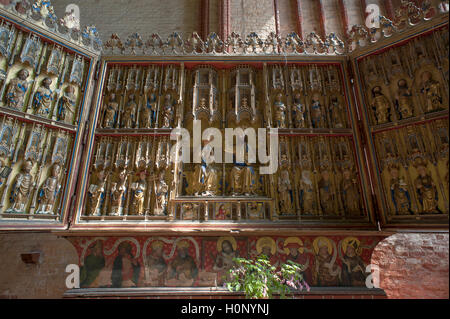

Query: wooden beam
317;0;327;38
338;0;350;38
294;0;303;37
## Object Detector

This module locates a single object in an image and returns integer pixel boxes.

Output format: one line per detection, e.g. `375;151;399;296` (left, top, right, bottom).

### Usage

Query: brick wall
0;233;77;299
52;0;201;42
49;0;369;42
371;233;449;299
230;0;276;38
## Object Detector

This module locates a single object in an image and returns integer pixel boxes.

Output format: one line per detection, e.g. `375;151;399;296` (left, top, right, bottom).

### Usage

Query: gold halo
342;237;362;256
283;237;304;255
151;240;164;249
313;236;333;255
176;240;190;249
256;237;276;255
217;236;237;253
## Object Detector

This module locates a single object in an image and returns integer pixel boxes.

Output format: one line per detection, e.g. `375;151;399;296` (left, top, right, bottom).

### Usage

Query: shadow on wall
0;233;78;299
371;233;449;299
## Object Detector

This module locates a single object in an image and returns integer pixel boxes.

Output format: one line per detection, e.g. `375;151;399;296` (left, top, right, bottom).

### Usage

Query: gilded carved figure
155;170;169;216
329;95;346;128
340;168;363;217
130;170;147;216
121;94;137;128
278;160;293;214
299;169;315;215
8;159;34;213
310;93;325;128
395;79;414;119
414;159;440;214
32;77;53;117
6;69;29;110
86;169;107;216
371;86;391;125
36;162;61;214
110;169;127;216
140;90;157;128
388;164;412;215
273;93;287;128
292;93;306;128
161;94;174;128
103;93;119;128
420;71;444;113
318;169;335;215
57;85;77;124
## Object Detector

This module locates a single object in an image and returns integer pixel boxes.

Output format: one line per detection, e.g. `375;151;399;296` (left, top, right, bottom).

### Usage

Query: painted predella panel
68;235;384;288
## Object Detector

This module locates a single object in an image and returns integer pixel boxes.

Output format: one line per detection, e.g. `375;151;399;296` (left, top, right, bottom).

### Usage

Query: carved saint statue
155;170;169;216
299;169;315;215
420;71;444;113
103;93;119;128
130;170;147;216
318;169;335;215
204;161;219;196
292;93;306;128
329;95;346;128
32;77;53;117
140;91;157;128
395;79;414;119
8;159;34;213
371;86;391;125
278;162;293;214
340;168;362;217
6;69;29;111
36;163;62;214
86;169;107;216
273;93;287;128
414;160;440;214
110;169;127;216
161;94;174;128
191;163;205;196
229;165;242;196
310;93;325;128
242;161;258;196
388;165;412;215
121;94;137;128
57;85;77;124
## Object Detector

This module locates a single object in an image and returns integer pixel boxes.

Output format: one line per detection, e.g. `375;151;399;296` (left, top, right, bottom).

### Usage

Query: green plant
226;255;310;299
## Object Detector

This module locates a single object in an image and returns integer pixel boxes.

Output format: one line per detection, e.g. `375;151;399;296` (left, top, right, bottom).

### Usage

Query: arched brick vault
371;233;449;299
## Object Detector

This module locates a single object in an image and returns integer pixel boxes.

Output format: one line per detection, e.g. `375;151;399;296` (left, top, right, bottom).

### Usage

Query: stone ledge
64;287;386;298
